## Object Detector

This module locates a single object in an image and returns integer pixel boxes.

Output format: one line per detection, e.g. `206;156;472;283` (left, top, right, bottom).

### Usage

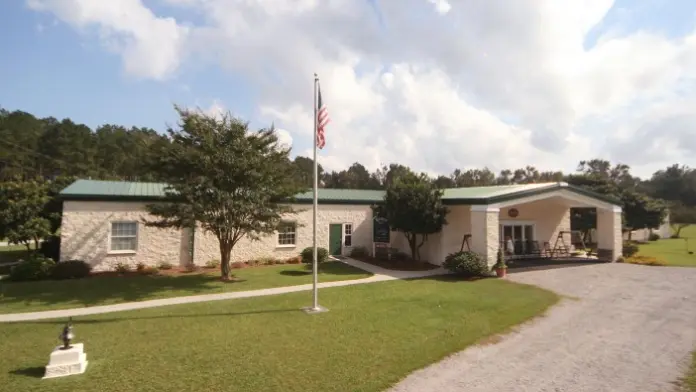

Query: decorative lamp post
59;317;74;350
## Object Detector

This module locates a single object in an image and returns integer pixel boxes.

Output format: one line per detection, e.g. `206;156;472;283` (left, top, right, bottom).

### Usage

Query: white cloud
27;0;188;80
25;0;696;177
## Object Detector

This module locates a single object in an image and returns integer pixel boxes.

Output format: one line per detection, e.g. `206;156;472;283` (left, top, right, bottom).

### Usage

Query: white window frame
277;221;297;248
343;223;353;247
109;221;139;254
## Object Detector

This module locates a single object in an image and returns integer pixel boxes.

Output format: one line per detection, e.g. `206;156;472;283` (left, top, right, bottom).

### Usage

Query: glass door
499;223;535;256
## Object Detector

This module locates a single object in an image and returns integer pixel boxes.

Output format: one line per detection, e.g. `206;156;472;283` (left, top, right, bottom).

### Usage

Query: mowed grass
682;351;696;392
0;277;558;392
637;225;696;267
0;244;35;264
0;262;371;314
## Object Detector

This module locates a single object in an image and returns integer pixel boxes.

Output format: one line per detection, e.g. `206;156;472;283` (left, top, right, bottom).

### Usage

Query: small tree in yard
372;173;448;261
668;202;696;238
0;179;53;251
621;190;667;240
145;107;305;280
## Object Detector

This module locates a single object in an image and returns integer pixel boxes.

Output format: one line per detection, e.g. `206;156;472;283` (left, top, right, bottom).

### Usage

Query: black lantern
59;317;74;350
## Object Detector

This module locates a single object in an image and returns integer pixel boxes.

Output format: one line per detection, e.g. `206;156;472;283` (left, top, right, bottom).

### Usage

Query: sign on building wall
373;216;391;243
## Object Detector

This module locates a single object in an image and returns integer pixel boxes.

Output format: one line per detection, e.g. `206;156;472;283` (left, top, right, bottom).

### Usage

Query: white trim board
491;189;617;210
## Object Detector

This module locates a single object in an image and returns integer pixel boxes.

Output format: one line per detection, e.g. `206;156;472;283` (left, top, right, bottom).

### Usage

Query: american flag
316;85;330;149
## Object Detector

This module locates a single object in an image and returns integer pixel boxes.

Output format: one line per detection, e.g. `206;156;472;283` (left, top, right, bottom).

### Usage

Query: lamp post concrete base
43;343;88;379
302;305;329;314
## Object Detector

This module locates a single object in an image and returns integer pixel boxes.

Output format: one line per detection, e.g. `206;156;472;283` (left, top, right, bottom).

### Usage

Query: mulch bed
353;256;440;271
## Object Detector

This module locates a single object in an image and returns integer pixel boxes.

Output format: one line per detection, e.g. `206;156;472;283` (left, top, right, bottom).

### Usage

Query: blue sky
0;1;256;131
1;0;696;176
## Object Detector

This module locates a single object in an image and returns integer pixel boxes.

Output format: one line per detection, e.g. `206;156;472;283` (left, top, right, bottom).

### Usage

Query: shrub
205;259;221;269
231;261;246;269
39;236;61;262
624;255;665;266
349;246;369;258
183;263;198;273
247;259;261;267
258;256;277;266
622;242;639;257
443;251;490;277
300;247;329;264
492;248;507;270
158;262;173;270
52;260;91;280
8;254;56;282
648;232;660;241
114;262;131;274
136;262;147;272
285;256;302;264
274;258;285;265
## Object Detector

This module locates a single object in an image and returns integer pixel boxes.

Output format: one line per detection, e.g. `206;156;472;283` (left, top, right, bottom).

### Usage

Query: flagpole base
302;305;329;314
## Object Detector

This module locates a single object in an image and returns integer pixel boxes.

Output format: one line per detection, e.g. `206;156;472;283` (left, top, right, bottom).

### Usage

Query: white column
470;205;500;267
597;206;623;261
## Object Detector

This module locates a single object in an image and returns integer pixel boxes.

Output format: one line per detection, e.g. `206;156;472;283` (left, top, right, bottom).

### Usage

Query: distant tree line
1;106;696;266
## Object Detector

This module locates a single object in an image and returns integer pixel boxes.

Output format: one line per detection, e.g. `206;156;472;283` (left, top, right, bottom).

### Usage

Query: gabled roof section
59;179;621;206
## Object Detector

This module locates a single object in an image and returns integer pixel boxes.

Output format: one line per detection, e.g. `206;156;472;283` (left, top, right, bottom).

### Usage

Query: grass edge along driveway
0;277;559;392
0;261;371;314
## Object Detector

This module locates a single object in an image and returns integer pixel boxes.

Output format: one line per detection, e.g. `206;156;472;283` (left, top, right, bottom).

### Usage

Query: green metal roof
59;179;620;206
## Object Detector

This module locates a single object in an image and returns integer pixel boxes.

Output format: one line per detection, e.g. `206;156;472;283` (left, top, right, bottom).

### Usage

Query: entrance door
329;224;343;256
499;222;535;255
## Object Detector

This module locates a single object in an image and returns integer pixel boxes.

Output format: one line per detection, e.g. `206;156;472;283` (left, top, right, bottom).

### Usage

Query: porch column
470;205;500;267
597;206;623;261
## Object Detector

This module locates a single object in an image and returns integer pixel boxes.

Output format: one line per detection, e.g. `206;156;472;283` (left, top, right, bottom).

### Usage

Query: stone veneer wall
60;201;188;272
192;204;373;265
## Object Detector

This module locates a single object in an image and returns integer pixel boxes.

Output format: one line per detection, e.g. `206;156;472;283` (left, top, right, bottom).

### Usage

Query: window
277;222;296;246
344;224;353;247
110;221;138;252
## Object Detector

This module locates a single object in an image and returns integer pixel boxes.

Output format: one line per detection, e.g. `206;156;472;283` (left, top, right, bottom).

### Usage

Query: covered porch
431;183;623;267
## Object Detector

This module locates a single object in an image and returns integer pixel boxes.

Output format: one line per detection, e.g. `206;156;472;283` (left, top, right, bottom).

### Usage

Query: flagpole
304;73;327;314
312;73;319;311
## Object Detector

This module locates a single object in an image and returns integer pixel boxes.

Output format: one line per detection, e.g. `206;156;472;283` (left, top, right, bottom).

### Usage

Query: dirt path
389;263;696;392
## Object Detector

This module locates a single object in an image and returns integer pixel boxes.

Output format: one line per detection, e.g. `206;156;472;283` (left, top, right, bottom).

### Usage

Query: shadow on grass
0;249;30;264
9;366;44;379
16;308;300;325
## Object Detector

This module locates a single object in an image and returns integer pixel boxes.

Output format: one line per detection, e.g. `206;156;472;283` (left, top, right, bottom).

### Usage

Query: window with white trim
344;223;353;247
277;222;297;246
110;221;138;252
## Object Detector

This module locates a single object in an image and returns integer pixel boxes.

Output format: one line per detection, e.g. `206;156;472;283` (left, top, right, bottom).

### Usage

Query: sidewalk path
0;258;447;323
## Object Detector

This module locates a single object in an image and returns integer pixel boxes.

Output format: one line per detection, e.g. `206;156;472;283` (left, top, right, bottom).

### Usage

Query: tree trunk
219;242;232;281
627;230;632;241
407;233;419;261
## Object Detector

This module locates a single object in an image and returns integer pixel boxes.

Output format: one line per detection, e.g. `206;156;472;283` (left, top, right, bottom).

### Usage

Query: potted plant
493;248;507;278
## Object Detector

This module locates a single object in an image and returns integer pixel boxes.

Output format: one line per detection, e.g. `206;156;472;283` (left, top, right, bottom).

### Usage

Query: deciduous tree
0;179;53;250
145;107;305;280
372;173;448;261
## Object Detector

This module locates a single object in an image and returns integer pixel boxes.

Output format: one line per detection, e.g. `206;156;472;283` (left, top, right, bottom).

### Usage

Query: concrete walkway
0;258;447;323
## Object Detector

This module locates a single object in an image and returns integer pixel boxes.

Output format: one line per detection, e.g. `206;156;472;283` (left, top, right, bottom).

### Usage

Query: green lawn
636;225;696;267
0;244;33;264
0;262;371;314
0;277;558;392
682;352;696;392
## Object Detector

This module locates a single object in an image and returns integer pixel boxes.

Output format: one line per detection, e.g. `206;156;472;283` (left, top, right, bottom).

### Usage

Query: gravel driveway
388;263;696;392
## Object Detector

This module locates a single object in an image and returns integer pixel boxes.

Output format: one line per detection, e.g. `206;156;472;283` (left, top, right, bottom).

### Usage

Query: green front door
329;224;343;256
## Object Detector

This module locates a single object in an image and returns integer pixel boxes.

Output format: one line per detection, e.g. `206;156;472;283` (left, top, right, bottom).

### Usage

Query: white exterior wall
192;204;373;265
499;198;571;249
60;201;189;272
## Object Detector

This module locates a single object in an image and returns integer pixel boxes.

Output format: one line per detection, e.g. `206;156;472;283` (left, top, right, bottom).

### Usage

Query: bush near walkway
0;277;558;392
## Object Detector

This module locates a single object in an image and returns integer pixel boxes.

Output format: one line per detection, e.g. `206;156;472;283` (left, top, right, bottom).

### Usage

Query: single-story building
59;179;623;271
